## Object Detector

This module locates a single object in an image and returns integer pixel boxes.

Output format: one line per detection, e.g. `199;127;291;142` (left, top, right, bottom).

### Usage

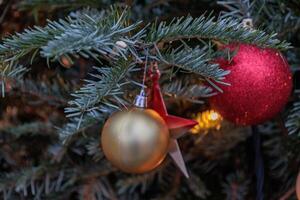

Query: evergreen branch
218;0;300;40
80;178;117;200
0;22;63;61
4;76;72;106
186;171;210;199
286;99;300;136
40;8;144;61
217;0;252;19
0;7;144;63
0;122;53;138
0;2;298;200
59;59;133;143
0;164;68;198
86;139;103;162
160;45;230;81
146;14;290;50
260;122;297;194
221;172;250;200
0;167;43;195
18;0;109;10
58;115;102;144
0;62;27;97
263;133;289;181
116;171;158;195
0;63;27;79
163;79;216;103
0;165;77;199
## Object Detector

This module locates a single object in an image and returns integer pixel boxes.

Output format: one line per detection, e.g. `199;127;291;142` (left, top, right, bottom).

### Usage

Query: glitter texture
210;44;292;125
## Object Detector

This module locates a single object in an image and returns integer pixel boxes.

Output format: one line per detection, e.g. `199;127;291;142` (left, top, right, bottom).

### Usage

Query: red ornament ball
210;44;292;125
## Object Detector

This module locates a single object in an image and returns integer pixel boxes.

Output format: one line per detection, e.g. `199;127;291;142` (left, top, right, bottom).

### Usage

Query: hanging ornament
101;54;170;174
210;43;292;125
101;90;170;173
191;110;223;134
148;62;197;178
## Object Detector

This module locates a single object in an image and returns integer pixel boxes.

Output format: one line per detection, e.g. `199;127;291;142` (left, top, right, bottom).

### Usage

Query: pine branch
0;164;64;198
221;172;250;200
159;45;230;82
18;0;108;10
0;7;144;63
192;121;251;158
40;8;144;62
0;122;53;138
163;79;215;104
218;0;300;40
259;122;298;194
0;63;27;79
217;0;252;19
286;99;300;136
0;62;27;97
86;139;103;162
5;76;72;107
186;171;210;199
0;162;115;199
0;7;289;64
80;178;117;200
59;59;133;143
146;14;290;50
0;22;63;61
116;170;158;195
262;126;289;180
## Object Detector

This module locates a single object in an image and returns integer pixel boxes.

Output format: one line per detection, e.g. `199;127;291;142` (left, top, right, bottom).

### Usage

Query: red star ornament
148;63;197;178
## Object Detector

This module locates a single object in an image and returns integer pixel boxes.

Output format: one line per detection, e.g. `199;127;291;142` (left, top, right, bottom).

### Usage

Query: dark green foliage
286;99;300;136
0;0;299;199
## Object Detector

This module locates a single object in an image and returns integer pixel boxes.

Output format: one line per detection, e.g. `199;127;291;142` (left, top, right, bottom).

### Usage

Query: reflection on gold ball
101;108;169;173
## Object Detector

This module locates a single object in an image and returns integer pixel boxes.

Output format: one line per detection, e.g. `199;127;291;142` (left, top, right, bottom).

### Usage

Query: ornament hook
134;88;148;108
134;48;149;108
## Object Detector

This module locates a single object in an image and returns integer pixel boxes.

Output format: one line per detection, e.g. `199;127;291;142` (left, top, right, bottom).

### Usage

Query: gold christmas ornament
191;110;222;134
101;108;170;173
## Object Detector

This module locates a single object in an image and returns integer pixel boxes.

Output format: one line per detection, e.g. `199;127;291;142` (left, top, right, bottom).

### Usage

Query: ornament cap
134;89;148;108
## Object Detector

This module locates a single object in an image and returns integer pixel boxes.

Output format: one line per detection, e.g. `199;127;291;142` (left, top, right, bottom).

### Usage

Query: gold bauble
101;108;170;173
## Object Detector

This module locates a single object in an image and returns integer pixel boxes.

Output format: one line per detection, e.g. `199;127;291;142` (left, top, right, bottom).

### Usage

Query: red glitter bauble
210;44;292;125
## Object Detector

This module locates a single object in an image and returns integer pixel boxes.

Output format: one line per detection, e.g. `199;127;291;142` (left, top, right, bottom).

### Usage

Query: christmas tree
0;0;299;199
